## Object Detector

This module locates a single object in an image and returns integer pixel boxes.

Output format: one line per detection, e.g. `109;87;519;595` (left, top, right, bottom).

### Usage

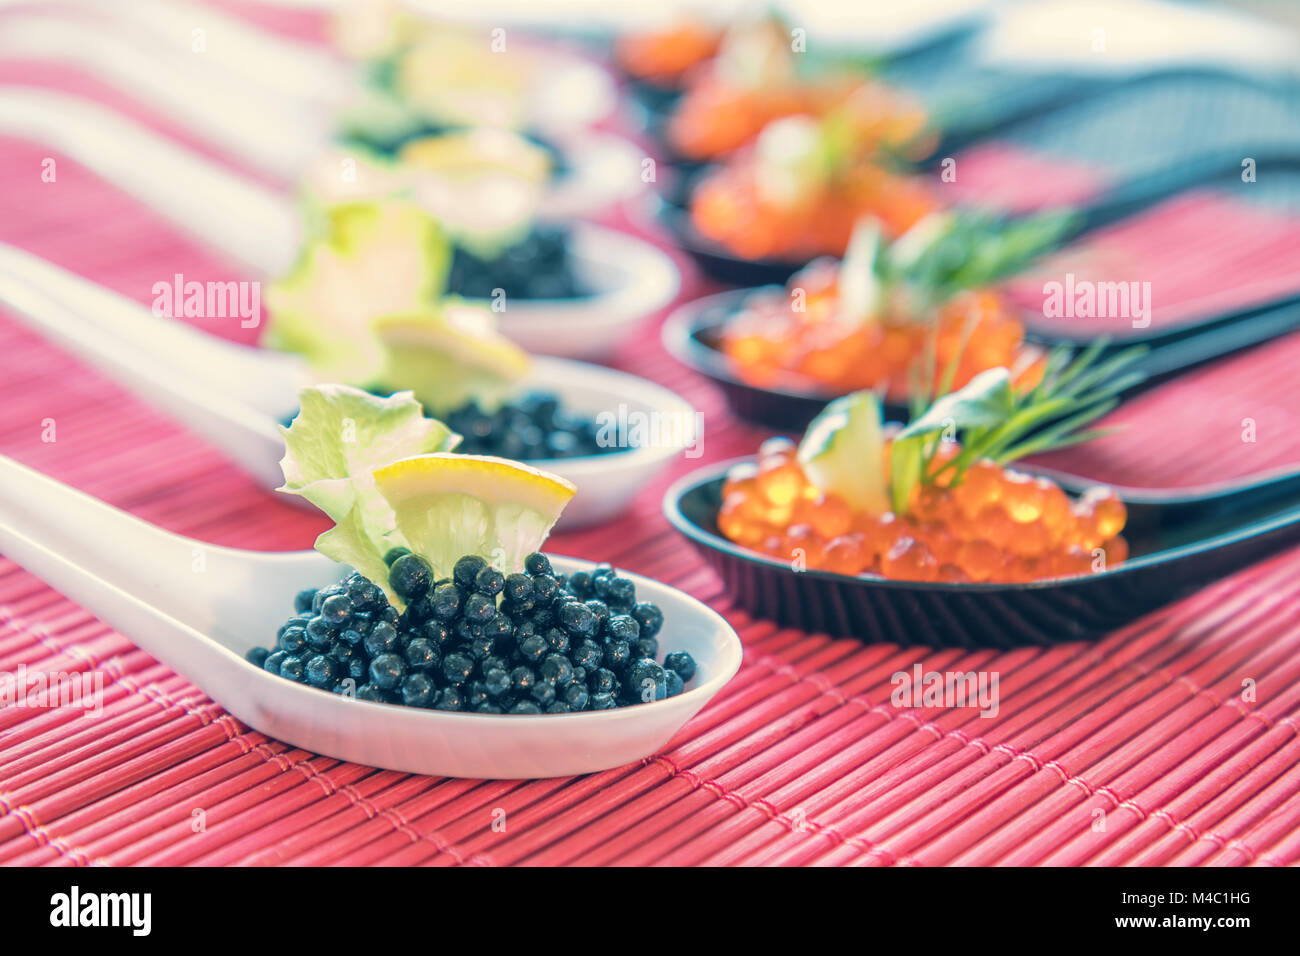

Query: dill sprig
889;341;1147;514
840;209;1080;327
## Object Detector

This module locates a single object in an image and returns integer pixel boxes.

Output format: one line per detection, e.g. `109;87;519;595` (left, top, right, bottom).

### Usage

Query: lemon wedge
797;390;888;515
399;128;550;185
396;29;528;130
373;300;529;416
399;128;549;255
373;453;575;576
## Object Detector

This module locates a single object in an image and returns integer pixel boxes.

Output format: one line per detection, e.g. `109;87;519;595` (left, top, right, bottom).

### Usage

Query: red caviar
670;76;929;162
615;21;721;86
719;260;1044;398
719;440;1128;583
690;156;936;261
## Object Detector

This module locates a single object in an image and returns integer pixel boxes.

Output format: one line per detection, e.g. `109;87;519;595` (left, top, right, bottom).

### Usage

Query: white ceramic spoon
8;0;620;131
0;88;302;273
0;12;646;217
535;130;647;221
0;454;742;778
0;87;677;356
0;244;698;528
1;0;347;107
0;10;333;181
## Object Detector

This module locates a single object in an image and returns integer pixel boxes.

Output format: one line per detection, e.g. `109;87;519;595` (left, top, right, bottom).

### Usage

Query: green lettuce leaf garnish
299;145;412;221
265;198;450;384
835;218;885;324
893;209;1080;300
333;84;424;154
889;368;1014;514
265;196;530;414
278;384;460;604
714;13;797;89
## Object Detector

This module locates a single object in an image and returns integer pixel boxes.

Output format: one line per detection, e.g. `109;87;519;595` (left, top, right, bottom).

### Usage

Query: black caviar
444;392;621;460
446;226;587;300
286;390;625;462
248;552;696;714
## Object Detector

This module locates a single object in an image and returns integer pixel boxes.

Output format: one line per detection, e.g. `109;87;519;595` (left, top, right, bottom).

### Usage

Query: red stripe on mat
0;2;1298;866
946;142;1112;213
1007;192;1300;336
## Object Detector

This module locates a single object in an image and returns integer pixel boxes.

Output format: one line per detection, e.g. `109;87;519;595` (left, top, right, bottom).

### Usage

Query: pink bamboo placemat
1006;191;1300;336
1;4;1299;866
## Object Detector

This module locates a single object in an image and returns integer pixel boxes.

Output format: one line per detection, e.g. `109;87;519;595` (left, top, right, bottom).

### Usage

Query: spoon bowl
664;279;1300;433
664;457;1300;646
0;455;742;779
0;87;677;359
662;286;842;431
536;129;648;220
490;223;681;361
0;244;696;528
652;196;808;288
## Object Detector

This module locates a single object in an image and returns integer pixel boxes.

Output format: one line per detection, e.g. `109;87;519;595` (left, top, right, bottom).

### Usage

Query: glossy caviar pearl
388;554;433;603
253;557;693;716
880;537;937;582
663;652;696;683
717;445;1128;584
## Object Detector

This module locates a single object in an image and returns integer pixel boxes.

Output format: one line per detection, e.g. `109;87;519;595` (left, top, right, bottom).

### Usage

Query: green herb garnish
888;341;1147;514
838;208;1080;325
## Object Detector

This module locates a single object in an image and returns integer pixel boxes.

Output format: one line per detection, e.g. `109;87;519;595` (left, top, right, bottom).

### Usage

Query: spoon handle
0;13;327;180
1071;150;1300;237
0;454;332;642
1041;462;1300;516
38;0;343;106
0;243;304;417
0;248;294;490
0;453;221;634
0;88;300;274
0;251;293;489
1121;295;1300;384
928;74;1101;161
930;70;1292;166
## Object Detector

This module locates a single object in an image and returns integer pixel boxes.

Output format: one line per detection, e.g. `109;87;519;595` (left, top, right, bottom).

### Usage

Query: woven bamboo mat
1;5;1299;867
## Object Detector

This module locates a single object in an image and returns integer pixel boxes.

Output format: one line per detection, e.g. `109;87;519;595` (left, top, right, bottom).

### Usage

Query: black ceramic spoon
920;66;1299;167
658;141;1300;287
663;282;1300;431
662;151;1300;430
652;48;1290;208
665;459;1300;647
634;15;980;179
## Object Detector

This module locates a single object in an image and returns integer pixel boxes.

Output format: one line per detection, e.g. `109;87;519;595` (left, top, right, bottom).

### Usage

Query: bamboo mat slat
0;2;1298;866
